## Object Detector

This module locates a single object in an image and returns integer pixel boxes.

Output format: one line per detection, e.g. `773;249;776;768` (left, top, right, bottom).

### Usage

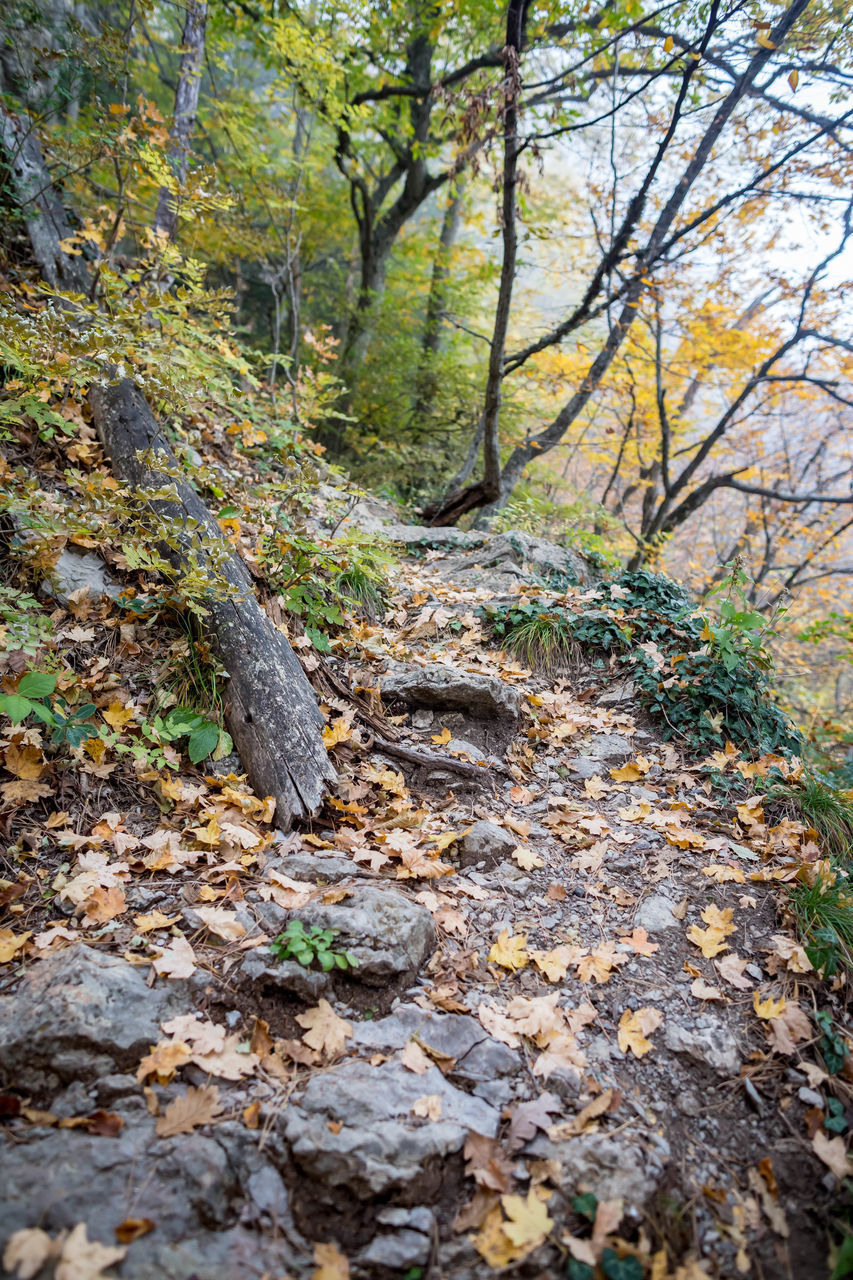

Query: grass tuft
494;606;575;672
788;864;853;977
766;773;853;859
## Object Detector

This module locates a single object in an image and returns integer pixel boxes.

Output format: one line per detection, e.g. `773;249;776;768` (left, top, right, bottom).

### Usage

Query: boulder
41;545;123;607
384;524;488;552
478;530;595;586
295;887;435;984
0;946;199;1090
284;1059;499;1198
528;1130;669;1206
239;952;332;1001
381;660;522;722
634;894;679;933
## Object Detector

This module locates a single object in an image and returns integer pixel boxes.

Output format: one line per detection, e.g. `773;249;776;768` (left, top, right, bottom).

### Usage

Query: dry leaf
753;991;787;1020
155;1085;223;1138
512;844;543;870
151;935;196;979
618;1007;663;1058
412;1094;443;1120
400;1039;432;1074
0;929;32;964
687;904;735;958
296;999;353;1059
500;1189;553;1249
55;1223;126;1280
488;929;529;972
311;1239;350;1280
715;952;753;990
813;1130;853;1178
194;906;246;942
3;1228;57;1279
690;978;723;1001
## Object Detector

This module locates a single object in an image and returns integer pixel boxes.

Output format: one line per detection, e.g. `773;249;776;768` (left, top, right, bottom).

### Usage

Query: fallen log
89;379;336;826
0;107;336;827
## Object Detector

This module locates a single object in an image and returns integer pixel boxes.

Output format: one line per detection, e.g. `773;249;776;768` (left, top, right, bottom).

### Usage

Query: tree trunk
153;0;207;240
426;0;530;525
0;106;335;828
413;177;466;421
89;379;336;826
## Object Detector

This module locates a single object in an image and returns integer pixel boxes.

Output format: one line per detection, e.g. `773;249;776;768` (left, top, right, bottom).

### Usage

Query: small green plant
158;707;230;765
270;920;358;971
789;867;853;978
0;584;54;656
489;602;574;671
763;773;853;858
0;671;96;747
816;1008;851;1074
703;556;788;674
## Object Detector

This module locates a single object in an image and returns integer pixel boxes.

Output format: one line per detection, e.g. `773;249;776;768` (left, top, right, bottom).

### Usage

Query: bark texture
153;0;208;239
89;380;336;825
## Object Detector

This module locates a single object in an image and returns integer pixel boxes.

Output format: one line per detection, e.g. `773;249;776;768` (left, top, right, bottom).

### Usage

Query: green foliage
566;570;800;756
489;602;574;672
601;1252;643;1280
831;1232;853;1280
0;671;96;747
270;920;357;972
763;773;853;859
789;868;853;980
159;707;229;765
0;584;53;656
703;557;788;675
816;1008;851;1075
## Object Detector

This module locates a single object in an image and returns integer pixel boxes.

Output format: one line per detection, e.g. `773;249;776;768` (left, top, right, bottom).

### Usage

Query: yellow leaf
663;34;674;51
753;991;787;1020
431;727;452;745
411;1094;443;1119
133;910;179;933
311;1240;350;1280
686;904;735;958
512;844;543;870
617;1007;663;1058
472;1204;527;1266
500;1189;553;1249
702;864;745;883
102;700;135;730
788;68;799;91
488;930;529;972
322;717;353;749
0;928;32;964
757;33;777;48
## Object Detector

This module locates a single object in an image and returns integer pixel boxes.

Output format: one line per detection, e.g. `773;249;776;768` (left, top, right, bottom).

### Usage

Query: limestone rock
296;887;435;984
382;660;521;722
0;946;198;1090
358;1207;434;1271
459;819;517;869
634;894;679;933
664;1020;742;1075
350;1003;519;1084
239;951;332;1000
41;545;123;607
530;1131;669;1205
478;530;595;586
284;1059;499;1198
384;524;487;552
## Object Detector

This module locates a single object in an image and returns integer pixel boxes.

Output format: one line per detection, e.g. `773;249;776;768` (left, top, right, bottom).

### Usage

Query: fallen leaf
488;929;529;972
715;952;753;990
0;929;32;964
133;911;179;933
512;844;543;870
151;935;196;979
311;1239;350;1280
3;1228;57;1279
400;1039;432;1074
136;1040;192;1083
753;991;787;1020
618;927;659;956
766;1003;811;1054
508;1093;561;1151
813;1129;853;1178
194;906;246;942
55;1223;126;1280
113;1220;154;1245
412;1094;443;1120
687;904;735;958
618;1007;663;1058
296;999;353;1059
155;1085;223;1138
500;1189;553;1249
690;978;723;1001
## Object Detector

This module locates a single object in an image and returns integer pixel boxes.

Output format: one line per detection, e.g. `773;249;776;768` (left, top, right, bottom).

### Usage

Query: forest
1;1;853;1278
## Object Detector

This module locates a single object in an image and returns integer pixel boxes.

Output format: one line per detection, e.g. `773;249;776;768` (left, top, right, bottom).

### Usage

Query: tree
153;0;208;240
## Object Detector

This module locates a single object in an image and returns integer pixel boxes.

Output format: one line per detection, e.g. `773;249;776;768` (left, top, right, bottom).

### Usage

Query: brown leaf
296;999;353;1059
113;1220;154;1245
155;1085;223;1138
311;1240;350;1280
250;1017;274;1058
464;1132;515;1192
508;1093;561;1151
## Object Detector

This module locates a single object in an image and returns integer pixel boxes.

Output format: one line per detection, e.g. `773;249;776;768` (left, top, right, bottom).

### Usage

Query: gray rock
598;679;637;704
284;1059;499;1197
676;1090;703;1117
350;1004;519;1083
459;819;517;869
268;852;369;883
634;894;679;933
0;946;199;1090
358;1206;434;1270
446;738;489;763
480;530;595;585
41;545;123;607
240;951;332;1000
384;524;487;552
532;1131;669;1205
296;887;435;984
381;660;522;722
566;757;607;780
798;1086;824;1108
664;1021;742;1075
579;732;634;761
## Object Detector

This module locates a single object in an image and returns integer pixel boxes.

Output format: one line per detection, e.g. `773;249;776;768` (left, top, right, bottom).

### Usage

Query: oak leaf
155;1085;223;1138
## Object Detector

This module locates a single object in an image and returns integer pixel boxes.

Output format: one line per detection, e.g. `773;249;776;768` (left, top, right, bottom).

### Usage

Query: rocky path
0;516;847;1280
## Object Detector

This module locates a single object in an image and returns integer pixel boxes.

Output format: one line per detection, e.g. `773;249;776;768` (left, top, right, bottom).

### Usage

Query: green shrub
270;920;357;971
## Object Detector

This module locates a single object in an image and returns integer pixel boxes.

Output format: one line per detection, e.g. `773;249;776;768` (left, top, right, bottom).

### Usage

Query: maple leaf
195;906;246;941
505;993;564;1042
501;1189;553;1249
618;927;659;956
813;1130;853;1178
155;1085;223;1138
583;775;608;800
79;886;126;926
136;1040;192;1083
400;1039;432;1074
617;1007;663;1058
412;1093;443;1120
610;759;648;782
473;1204;528;1267
151;935;196;978
753;991;787;1020
690;978;723;1001
431;727;452;745
766;1003;811;1055
55;1223;126;1280
102;700;136;730
3;743;45;779
311;1240;350;1280
488;929;529;972
477;1003;522;1048
576;945;626;984
0;779;54;805
512;844;543;870
464;1132;514;1191
161;1015;228;1054
3;1228;57;1279
715;951;753;990
322;716;354;748
296;999;353;1058
0;929;32;964
532;1033;587;1079
133;910;179;933
549;1088;616;1140
702;863;745;883
529;944;579;982
686;904;735;958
